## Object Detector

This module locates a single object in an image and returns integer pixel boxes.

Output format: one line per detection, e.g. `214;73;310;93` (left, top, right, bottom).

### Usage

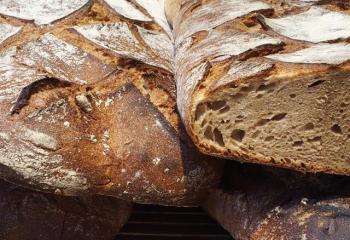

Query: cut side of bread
169;0;350;175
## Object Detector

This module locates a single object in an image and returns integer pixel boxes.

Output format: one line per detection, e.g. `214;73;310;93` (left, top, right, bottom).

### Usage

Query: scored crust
0;0;223;206
169;0;350;175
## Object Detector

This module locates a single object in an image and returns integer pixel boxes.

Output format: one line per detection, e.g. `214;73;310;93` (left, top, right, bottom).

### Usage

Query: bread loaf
0;179;132;240
203;162;350;240
167;0;350;175
0;0;222;206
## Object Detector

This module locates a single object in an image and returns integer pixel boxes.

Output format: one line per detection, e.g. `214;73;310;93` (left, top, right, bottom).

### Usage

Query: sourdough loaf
0;0;222;206
167;0;350;175
0;179;132;240
203;162;350;240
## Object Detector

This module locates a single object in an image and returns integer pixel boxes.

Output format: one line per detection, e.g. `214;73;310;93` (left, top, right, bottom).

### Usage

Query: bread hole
308;136;321;143
230;93;243;100
293;141;304;147
231;129;245;142
256;82;276;92
308;80;325;88
240;85;253;92
213;128;225;146
237;115;244;119
207;100;227;111
201;119;207;127
195;104;206;121
265;136;274;141
204;126;213;141
290;94;297;98
303;123;315;131
340;102;348;108
252;130;261;139
256;119;270;126
271;113;287;121
219;105;230;113
331;124;342;134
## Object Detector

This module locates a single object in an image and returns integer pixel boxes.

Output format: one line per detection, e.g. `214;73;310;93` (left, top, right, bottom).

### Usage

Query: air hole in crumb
308;80;325;88
230;93;243;100
256;119;270;126
293;141;304;147
331;124;342;134
213;128;225;146
308;136;321;142
219;105;230;113
290;94;297;98
256;82;276;92
252;130;261;139
231;129;245;142
208;100;227;110
303;123;315;131
240;85;253;92
271;113;287;121
265;136;274;141
204;126;213;140
195;104;206;121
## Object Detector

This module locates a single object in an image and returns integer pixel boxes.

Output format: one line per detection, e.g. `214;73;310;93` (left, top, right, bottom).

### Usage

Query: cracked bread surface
0;0;223;206
167;0;350;175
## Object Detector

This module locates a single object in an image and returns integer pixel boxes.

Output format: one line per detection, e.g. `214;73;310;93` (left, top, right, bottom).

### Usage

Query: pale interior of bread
193;72;350;171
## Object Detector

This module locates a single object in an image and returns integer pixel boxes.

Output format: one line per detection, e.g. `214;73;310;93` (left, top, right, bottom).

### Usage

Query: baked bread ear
0;179;132;240
0;0;223;206
203;162;350;240
169;0;350;175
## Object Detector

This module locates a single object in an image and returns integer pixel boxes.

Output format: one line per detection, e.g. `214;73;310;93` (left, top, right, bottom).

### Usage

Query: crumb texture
172;0;350;174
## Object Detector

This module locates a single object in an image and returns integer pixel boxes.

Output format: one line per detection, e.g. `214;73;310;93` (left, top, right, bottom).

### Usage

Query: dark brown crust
203;162;350;240
0;179;132;240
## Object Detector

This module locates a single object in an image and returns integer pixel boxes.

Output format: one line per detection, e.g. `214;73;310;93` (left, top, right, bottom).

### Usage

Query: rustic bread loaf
0;0;222;206
203;162;350;240
167;0;350;175
0;179;132;240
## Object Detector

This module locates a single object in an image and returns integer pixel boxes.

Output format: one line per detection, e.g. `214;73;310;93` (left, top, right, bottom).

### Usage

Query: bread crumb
164;168;169;173
121;168;126;173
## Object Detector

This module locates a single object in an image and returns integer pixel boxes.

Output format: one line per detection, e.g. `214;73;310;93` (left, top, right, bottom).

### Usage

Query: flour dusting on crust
259;7;350;43
105;0;151;22
266;43;350;65
175;0;271;44
135;0;172;36
0;48;46;101
0;24;21;45
74;23;173;72
16;33;114;84
0;0;89;25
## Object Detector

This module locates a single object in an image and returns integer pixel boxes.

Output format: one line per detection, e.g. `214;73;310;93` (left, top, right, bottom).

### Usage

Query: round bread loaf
0;0;223;206
0;179;132;240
